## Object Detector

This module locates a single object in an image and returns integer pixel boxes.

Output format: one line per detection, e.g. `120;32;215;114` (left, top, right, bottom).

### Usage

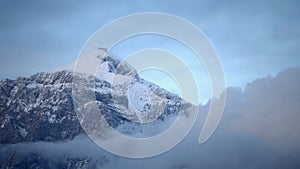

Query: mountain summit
0;54;194;168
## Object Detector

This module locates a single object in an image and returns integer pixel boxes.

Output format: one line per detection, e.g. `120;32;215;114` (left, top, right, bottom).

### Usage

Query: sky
0;0;299;89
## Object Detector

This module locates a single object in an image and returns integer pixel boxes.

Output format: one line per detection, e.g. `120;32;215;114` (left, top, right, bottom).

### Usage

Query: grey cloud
228;67;300;149
2;67;300;169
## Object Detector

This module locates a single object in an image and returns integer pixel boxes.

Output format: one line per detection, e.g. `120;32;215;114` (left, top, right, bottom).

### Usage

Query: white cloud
226;67;300;150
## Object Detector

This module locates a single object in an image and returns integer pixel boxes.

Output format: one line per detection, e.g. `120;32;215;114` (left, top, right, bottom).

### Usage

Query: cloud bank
1;67;300;169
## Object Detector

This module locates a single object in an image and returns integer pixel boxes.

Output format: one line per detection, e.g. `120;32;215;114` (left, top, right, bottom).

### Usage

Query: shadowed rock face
0;71;82;144
0;70;127;144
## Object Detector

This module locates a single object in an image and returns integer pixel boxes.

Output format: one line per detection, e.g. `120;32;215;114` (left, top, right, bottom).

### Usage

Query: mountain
0;54;194;168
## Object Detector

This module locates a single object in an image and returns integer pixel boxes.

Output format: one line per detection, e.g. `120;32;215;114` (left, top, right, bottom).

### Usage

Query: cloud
227;67;300;149
2;67;300;168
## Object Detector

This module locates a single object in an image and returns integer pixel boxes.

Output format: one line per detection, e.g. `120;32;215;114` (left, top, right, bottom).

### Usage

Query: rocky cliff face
0;70;186;143
0;71;83;144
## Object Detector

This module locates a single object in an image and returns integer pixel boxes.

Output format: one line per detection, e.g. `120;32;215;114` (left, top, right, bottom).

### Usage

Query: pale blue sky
0;0;299;101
